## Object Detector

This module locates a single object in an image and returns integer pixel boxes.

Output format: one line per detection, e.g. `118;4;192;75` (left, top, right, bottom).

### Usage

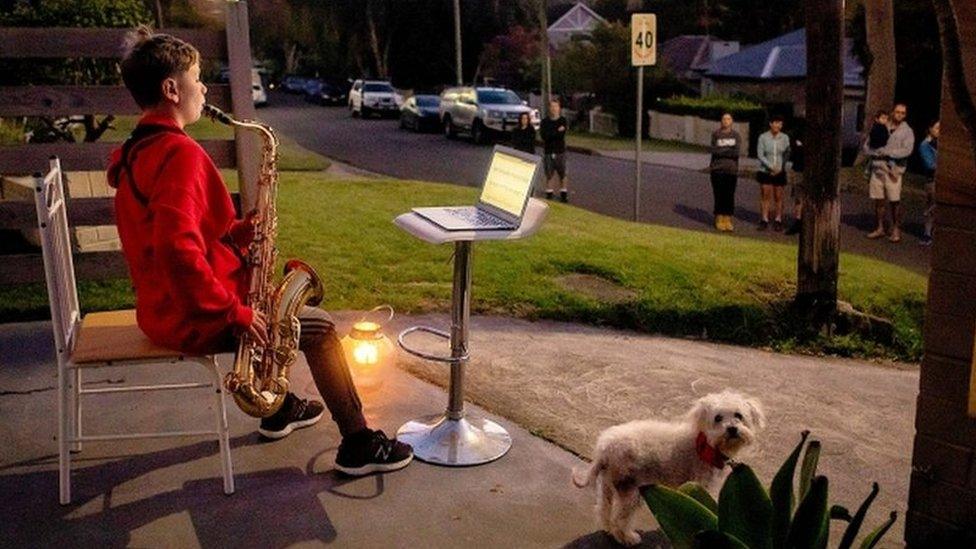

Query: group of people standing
511;98;570;203
708;113;804;235
708;102;939;245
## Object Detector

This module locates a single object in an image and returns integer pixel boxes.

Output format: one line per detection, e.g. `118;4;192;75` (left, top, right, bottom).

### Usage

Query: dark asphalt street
260;92;930;273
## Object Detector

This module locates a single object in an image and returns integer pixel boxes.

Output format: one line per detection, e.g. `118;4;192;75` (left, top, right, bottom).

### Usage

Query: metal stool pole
397;240;512;466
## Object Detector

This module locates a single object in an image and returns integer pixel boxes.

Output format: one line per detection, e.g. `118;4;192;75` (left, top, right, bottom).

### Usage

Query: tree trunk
864;0;897;119
932;0;976;169
797;0;845;324
538;0;550;115
366;1;387;78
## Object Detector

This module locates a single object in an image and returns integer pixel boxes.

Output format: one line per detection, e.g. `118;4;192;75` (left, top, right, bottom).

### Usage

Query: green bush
643;431;897;549
0;119;26;146
0;0;151;86
655;95;765;121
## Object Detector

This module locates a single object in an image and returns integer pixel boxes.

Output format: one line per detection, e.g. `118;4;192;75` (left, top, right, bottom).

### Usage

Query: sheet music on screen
479;151;536;216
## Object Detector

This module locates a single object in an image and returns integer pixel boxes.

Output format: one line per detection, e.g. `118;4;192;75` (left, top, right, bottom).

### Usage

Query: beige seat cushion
71;309;184;364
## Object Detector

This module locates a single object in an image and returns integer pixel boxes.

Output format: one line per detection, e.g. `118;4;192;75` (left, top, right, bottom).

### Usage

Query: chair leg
58;360;71;505
71;367;82;453
202;357;234;495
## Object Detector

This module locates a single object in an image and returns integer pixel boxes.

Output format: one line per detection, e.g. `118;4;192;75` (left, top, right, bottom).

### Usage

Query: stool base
397;414;511;466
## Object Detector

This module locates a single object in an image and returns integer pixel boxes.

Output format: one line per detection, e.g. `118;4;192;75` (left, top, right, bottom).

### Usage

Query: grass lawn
101;114;331;172
566;130;709;154
0;173;926;361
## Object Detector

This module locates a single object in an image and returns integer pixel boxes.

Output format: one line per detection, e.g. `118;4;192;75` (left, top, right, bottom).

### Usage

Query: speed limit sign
631;14;656;66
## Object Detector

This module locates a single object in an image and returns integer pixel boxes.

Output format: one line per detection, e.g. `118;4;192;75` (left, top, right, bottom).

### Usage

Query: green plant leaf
787;476;829;549
719;464;774;549
693;530;751;549
838;482;880;549
830;505;853;522
799;440;821;501
770;430;810;549
678;482;719;514
859;511;897;549
643;484;719;549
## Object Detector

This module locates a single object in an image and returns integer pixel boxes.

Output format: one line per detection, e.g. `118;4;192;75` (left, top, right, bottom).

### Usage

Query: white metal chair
33;157;234;505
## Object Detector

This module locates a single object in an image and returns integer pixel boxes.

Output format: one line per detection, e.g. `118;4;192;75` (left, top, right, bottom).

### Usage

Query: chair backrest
33;157;81;356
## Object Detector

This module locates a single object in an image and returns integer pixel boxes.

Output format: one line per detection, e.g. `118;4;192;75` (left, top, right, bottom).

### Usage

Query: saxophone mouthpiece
203;103;233;125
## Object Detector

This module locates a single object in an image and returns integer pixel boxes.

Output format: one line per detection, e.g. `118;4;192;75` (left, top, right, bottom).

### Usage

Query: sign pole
630;13;656;223
635;66;643;221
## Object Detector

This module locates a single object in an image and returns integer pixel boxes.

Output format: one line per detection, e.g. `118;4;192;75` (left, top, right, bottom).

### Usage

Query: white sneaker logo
375;445;392;461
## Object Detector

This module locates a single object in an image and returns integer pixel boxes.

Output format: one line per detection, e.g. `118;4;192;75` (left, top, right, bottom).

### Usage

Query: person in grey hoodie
865;103;915;243
709;113;742;231
756;115;791;231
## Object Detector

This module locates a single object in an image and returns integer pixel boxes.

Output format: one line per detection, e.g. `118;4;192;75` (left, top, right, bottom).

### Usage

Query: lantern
341;306;394;394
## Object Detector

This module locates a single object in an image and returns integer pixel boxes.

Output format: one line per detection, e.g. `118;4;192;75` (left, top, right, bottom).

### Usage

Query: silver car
439;86;540;144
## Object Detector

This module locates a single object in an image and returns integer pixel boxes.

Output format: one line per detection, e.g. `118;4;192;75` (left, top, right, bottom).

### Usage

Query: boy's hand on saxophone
247;310;269;347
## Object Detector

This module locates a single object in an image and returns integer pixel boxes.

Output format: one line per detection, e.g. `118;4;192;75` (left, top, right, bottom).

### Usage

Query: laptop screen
479;150;537;216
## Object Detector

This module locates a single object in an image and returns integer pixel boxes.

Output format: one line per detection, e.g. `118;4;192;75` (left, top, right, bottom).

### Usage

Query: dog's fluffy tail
571;458;603;488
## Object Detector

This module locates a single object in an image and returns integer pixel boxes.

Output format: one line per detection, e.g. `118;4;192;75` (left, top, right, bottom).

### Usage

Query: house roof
705;28;865;87
660;35;711;75
547;2;606;33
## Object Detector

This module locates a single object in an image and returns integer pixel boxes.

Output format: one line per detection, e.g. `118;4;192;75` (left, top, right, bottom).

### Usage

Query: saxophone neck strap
120;124;184;208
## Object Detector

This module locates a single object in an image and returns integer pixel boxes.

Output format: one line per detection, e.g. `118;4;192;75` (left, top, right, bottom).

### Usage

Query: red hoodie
107;113;253;354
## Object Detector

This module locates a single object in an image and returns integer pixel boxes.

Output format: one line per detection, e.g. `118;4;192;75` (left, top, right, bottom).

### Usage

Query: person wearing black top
511;112;536;154
540;99;569;202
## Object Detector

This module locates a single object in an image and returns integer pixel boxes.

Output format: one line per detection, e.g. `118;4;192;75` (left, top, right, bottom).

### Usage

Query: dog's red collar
695;432;729;469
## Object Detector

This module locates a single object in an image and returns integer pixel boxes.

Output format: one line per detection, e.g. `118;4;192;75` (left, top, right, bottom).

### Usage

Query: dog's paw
611;529;642;546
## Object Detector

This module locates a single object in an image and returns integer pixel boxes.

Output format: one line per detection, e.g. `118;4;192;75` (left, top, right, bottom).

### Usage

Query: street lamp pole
454;0;463;85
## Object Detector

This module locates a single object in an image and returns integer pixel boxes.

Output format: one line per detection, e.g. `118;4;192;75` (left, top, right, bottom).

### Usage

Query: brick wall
906;1;976;544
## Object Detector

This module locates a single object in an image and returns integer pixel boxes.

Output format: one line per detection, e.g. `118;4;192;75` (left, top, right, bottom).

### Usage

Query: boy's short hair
875;109;889;119
769;114;784;123
120;25;200;108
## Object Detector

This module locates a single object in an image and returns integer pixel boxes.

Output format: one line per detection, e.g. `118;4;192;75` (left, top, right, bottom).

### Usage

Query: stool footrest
398;326;468;363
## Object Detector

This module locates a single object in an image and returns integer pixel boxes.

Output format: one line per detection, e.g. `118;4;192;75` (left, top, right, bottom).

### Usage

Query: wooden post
225;0;259;213
796;0;844;321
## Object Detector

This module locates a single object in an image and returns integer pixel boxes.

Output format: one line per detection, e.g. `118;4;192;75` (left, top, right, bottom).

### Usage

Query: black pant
711;172;737;215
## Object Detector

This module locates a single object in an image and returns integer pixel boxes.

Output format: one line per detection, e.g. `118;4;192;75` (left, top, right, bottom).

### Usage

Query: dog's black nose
726;426;739;437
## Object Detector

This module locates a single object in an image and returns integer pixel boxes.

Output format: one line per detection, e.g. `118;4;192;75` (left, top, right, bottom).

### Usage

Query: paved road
261;92;930;273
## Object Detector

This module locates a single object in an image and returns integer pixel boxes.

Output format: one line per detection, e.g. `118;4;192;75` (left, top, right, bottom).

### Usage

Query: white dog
572;390;766;546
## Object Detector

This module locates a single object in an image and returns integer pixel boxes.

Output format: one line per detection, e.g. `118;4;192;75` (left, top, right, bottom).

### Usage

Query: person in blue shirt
755;115;791;231
919;120;939;246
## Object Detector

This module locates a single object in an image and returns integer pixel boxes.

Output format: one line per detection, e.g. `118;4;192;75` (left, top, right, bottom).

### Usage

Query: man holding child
863;103;915;243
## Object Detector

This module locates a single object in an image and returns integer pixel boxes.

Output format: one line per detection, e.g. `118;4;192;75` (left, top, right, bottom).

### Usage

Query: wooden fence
0;2;258;285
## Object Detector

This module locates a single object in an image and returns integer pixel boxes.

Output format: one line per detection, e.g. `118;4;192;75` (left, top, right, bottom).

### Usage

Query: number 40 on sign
631;14;656;67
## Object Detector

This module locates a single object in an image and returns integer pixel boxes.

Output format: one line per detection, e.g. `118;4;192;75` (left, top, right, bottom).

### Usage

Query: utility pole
796;0;844;323
454;0;463;85
538;0;549;116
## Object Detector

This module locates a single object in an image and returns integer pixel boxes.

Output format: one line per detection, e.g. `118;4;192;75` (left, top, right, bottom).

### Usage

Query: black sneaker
258;393;324;440
919;235;933;246
757;220;769;231
560;189;569;203
545;190;554;200
773;220;784;232
335;429;413;476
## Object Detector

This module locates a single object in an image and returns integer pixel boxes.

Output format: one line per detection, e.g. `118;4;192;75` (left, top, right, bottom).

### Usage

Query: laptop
412;145;541;231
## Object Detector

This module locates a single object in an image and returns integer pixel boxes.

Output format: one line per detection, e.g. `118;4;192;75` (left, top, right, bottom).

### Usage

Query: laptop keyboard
446;208;509;228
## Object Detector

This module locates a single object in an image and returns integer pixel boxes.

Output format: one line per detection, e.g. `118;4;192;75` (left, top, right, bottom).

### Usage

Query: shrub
643;431;897;549
655;95;765;121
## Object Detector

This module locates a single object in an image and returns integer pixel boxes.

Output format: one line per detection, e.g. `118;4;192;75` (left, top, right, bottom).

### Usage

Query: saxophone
203;104;324;418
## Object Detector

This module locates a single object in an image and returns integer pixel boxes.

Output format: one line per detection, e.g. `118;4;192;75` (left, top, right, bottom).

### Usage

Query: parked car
281;75;307;93
315;81;348;106
439;86;540;144
302;78;325;102
252;69;268;107
348;79;402;118
399;94;441;131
